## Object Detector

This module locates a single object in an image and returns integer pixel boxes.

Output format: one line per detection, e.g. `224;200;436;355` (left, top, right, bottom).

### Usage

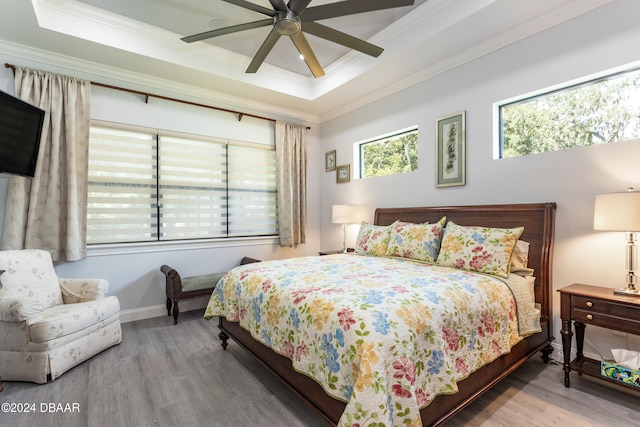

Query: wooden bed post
218;317;229;350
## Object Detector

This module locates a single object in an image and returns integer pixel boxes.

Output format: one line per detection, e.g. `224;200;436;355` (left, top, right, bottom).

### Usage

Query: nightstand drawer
573;308;640;335
572;295;639;318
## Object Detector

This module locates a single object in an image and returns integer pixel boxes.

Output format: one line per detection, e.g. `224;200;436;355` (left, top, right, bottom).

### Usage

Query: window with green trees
359;128;418;178
500;67;640;158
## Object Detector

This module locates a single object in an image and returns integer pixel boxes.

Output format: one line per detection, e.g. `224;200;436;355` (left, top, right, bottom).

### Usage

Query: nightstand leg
574;321;585;360
561;319;573;387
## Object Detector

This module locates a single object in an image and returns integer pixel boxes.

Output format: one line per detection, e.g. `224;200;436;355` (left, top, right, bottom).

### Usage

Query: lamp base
613;287;640;297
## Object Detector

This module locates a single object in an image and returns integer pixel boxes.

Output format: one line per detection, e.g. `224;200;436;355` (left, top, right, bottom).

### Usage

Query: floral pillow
436;221;524;278
385;216;446;263
355;222;393;256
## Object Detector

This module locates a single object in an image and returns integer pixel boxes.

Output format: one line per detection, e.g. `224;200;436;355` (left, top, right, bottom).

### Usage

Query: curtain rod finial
5;63;16;76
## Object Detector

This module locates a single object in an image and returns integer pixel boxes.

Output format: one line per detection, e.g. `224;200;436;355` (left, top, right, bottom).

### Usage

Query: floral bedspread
204;254;528;426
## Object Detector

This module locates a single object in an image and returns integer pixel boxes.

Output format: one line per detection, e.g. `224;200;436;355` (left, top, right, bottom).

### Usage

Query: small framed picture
325;150;336;171
336;164;350;183
436;111;466;187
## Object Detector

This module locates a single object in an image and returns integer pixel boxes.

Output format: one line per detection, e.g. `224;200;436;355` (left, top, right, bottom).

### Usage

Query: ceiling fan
181;0;416;78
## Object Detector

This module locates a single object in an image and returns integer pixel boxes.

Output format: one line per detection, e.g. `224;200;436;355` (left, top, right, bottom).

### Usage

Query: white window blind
87;123;278;244
227;143;278;236
158;132;227;240
87;125;158;244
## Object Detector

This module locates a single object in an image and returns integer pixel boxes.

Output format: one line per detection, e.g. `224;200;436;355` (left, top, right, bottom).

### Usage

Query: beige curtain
275;121;307;247
2;67;91;261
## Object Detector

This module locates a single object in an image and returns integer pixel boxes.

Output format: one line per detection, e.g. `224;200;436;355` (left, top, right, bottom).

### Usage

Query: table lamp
594;188;640;296
332;204;361;253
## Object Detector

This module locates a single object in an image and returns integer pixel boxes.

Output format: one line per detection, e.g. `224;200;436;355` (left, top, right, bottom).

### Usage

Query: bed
205;203;556;426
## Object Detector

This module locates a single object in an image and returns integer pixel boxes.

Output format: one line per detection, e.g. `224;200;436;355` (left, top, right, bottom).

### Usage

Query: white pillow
510;240;530;272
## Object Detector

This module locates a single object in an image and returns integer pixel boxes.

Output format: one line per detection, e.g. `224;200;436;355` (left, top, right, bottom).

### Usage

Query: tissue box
601;359;640;388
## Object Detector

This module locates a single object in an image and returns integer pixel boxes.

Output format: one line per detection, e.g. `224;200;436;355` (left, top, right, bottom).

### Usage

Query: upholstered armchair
0;249;121;383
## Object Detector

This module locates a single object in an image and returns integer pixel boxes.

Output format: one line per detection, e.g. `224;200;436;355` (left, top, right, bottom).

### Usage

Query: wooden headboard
374;203;557;325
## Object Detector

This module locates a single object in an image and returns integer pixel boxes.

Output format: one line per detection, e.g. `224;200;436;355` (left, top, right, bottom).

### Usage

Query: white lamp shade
594;191;640;231
332;205;362;224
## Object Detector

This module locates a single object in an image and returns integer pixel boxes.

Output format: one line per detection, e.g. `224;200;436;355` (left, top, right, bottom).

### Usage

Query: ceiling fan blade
287;0;312;15
247;29;282;73
181;19;272;43
268;0;289;12
303;21;383;57
290;32;325;78
302;0;415;22
223;0;276;16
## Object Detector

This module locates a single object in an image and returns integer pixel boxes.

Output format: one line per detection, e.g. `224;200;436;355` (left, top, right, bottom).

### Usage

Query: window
87;123;278;244
500;67;640;158
358;127;418;178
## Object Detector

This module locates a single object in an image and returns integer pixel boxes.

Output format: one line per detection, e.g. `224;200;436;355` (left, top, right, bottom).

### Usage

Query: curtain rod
4;63;310;129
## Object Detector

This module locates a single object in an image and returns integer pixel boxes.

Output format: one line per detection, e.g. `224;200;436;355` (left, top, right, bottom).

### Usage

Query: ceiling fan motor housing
274;10;301;36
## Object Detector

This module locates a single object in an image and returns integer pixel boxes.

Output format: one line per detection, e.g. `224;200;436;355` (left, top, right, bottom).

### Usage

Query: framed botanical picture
325;150;336;171
336;164;350;183
436;111;466;187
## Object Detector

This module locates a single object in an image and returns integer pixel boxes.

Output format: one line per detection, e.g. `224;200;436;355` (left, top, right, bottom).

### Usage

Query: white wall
1;0;638;356
0;57;321;322
319;0;640;359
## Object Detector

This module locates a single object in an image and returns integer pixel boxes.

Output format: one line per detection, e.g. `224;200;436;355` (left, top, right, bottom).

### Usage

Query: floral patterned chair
0;249;121;383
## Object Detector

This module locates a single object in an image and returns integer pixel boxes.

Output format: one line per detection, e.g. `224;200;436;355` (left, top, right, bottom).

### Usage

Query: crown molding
12;0;616;123
32;0;489;101
319;0;615;122
32;0;316;97
0;40;320;125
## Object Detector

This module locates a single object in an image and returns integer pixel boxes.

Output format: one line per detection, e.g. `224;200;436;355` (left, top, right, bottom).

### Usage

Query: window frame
355;126;419;179
497;64;640;159
87;120;278;250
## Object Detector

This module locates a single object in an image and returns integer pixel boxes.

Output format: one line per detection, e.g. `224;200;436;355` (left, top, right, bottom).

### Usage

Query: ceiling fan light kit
181;0;416;78
274;11;301;36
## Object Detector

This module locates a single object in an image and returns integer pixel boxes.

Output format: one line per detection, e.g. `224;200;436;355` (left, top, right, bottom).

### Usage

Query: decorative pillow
355;222;393;256
436;221;524;278
385;216;446;263
510;240;530;272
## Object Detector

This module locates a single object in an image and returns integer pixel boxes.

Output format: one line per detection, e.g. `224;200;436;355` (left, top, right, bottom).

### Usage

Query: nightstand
558;283;640;390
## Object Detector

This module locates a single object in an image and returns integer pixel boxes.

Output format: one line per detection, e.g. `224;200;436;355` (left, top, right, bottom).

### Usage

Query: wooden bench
161;257;261;324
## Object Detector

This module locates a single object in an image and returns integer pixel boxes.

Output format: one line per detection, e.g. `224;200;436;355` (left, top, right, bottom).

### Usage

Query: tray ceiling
0;0;614;121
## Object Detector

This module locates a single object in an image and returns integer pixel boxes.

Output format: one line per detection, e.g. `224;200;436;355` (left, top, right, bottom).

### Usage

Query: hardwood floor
2;309;638;426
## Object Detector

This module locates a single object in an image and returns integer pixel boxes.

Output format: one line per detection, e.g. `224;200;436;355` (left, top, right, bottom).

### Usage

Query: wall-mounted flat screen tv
0;89;45;178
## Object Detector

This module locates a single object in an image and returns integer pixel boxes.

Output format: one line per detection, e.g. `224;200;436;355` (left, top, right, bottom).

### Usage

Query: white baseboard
119;295;210;323
119;304;166;323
